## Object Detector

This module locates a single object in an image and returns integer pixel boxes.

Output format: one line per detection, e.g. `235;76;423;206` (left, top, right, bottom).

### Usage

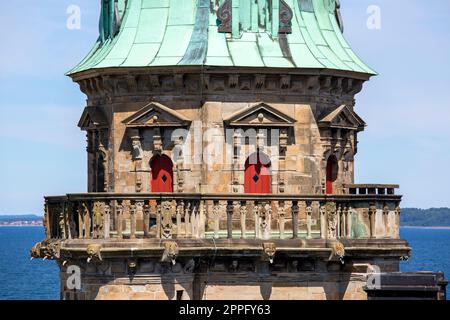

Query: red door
244;153;271;194
151;155;173;192
326;156;336;194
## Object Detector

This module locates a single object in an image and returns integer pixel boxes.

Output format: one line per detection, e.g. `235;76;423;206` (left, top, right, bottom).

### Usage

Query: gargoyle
86;244;102;263
328;241;345;264
33;240;61;260
262;242;276;264
161;241;179;265
30;242;43;259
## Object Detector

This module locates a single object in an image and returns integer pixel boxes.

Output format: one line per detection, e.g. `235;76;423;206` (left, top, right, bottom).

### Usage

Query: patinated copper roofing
69;0;375;76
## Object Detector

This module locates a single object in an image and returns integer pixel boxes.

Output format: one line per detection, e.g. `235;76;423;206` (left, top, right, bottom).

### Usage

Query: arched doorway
326;155;338;194
244;152;272;194
150;154;173;192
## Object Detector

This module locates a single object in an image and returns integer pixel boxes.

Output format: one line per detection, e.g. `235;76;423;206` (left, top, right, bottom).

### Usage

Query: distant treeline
0;215;42;222
401;208;450;227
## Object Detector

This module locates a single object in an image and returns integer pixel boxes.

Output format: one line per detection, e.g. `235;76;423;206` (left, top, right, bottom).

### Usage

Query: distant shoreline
0;225;43;227
401;226;450;230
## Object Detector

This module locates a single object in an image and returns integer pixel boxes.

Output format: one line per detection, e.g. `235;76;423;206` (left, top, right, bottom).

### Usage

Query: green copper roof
68;0;375;75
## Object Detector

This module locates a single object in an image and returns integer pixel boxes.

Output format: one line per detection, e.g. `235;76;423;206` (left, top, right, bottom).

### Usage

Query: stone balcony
32;185;410;265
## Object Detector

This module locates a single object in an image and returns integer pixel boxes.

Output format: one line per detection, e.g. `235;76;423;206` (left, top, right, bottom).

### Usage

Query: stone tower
31;0;429;300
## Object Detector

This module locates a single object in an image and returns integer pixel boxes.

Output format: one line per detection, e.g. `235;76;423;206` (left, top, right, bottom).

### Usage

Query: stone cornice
73;69;367;105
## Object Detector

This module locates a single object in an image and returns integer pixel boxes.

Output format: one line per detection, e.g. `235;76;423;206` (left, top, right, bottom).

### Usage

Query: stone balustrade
43;192;402;242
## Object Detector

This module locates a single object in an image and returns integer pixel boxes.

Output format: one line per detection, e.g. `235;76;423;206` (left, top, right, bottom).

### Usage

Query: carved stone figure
131;138;143;160
86;244;102;263
160;201;174;239
93;201;104;238
326;202;338;239
329;241;345;264
258;203;272;240
262;243;277;264
161;241;179;265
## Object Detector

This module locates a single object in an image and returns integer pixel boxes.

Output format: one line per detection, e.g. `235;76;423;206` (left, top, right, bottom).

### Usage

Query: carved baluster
341;204;347;238
278;201;286;239
43;202;50;239
383;203;389;238
66;202;73;240
160;201;173;239
63;202;69;239
240;201;247;239
320;203;327;240
135;201;144;239
347;205;353;238
129;201;136;239
395;203;401;239
306;201;312;239
213;201;220;239
143;203;150;238
191;201;198;238
199;200;206;238
291;201;299;239
226;201;234;239
93;201;104;239
176;200;184;237
326;202;337;239
83;202;91;239
253;201;260;239
369;202;377;239
156;200;162;239
336;204;342;238
261;202;272;240
116;201;123;239
77;202;83;239
185;201;191;237
104;201;111;239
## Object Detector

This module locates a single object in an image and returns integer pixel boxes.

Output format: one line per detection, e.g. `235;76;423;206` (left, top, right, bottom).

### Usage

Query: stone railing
43;191;402;242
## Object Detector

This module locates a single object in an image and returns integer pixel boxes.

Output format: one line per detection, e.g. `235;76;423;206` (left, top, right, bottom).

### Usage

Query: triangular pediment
122;102;191;128
224;103;296;127
319;105;366;131
78;107;108;130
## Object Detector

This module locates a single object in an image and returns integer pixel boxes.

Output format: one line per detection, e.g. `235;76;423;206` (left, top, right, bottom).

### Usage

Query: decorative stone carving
326;202;338;239
262;243;277;264
161;241;179;265
86;244;102;263
279;0;294;33
217;0;232;33
329;241;345;264
258;202;272;240
280;75;291;89
43;240;61;260
131;135;143;160
127;259;138;275
160;201;173;239
255;74;266;89
93;201;104;238
224;102;296;128
30;242;43;259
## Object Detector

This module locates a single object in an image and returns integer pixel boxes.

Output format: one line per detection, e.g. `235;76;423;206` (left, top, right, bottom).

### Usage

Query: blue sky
0;0;449;214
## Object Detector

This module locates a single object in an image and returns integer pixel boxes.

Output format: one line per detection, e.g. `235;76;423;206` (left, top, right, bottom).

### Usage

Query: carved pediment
122;102;191;128
224;103;296;127
78;107;108;131
319;105;366;131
